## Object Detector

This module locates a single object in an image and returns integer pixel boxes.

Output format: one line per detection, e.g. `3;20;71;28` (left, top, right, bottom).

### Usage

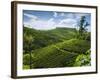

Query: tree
23;33;34;69
77;16;90;40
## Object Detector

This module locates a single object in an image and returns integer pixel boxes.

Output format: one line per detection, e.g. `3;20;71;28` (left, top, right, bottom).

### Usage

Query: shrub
74;49;91;66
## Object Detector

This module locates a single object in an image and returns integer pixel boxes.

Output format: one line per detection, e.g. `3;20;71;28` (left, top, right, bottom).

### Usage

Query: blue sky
23;10;91;31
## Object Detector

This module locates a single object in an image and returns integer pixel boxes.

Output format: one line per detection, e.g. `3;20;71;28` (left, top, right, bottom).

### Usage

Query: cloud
24;18;56;30
53;12;58;17
59;13;75;18
59;13;89;20
60;13;65;16
47;18;54;22
24;16;77;30
59;18;76;24
56;18;77;28
24;13;38;20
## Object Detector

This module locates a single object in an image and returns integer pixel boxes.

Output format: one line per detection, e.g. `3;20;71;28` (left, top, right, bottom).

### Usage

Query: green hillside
23;27;91;69
23;27;76;53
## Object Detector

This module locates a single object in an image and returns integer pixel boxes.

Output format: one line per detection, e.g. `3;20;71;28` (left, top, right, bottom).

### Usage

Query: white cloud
60;13;75;18
24;18;56;30
24;16;78;30
56;18;77;28
53;12;58;17
59;19;76;24
24;13;38;20
47;18;54;22
59;13;89;20
60;13;65;16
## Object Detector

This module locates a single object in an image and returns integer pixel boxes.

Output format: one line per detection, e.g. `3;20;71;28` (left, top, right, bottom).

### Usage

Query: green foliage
56;39;90;53
23;27;76;53
23;26;91;69
23;65;30;69
23;54;30;65
23;53;36;65
48;27;76;40
29;45;77;68
85;32;91;41
74;49;91;66
23;39;90;68
76;16;90;40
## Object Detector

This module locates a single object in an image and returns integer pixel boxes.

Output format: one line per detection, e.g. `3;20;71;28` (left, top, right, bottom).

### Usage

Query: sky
23;10;91;31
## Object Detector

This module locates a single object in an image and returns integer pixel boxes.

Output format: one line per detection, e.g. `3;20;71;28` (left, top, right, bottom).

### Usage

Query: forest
23;16;91;69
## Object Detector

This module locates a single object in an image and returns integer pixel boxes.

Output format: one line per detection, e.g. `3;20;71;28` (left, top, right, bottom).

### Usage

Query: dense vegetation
23;16;91;69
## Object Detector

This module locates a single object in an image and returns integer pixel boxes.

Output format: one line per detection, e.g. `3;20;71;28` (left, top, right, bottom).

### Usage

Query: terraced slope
23;39;90;69
23;27;76;53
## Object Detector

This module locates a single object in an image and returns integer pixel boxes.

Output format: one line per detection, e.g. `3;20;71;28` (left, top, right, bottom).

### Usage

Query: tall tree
24;33;34;69
77;16;89;39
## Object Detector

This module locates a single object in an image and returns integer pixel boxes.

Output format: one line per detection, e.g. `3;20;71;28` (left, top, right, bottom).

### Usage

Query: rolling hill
23;27;76;53
23;27;91;69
